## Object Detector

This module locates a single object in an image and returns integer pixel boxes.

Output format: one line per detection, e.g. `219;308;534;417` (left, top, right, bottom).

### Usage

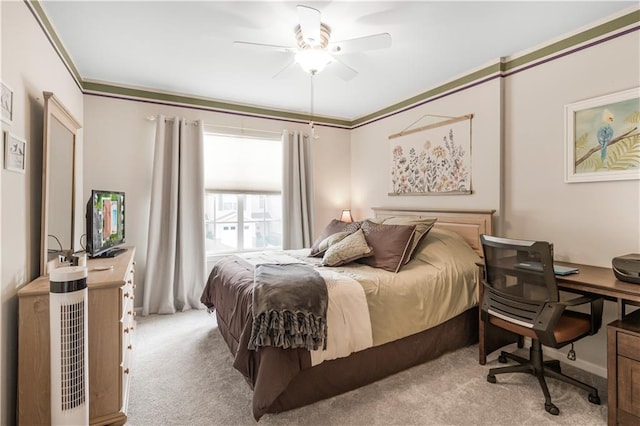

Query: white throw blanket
240;251;373;366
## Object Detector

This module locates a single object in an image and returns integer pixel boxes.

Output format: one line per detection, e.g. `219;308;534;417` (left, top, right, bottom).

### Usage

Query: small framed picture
1;82;13;125
4;132;26;173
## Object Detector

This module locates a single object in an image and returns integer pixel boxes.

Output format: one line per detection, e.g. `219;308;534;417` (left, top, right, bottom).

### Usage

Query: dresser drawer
618;331;640;361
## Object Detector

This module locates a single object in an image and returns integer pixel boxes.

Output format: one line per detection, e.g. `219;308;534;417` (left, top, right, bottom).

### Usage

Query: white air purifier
49;266;89;426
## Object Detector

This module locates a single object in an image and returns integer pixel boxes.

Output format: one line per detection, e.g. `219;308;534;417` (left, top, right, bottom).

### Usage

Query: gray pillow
322;229;373;267
309;219;361;257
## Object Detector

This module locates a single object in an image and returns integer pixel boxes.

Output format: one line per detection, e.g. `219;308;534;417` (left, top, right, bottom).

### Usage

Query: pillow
413;227;480;267
309;219;361;257
322;229;373;267
380;216;437;263
316;231;351;254
357;220;416;273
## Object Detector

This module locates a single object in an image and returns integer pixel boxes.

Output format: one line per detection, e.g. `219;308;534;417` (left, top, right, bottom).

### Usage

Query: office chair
479;235;604;415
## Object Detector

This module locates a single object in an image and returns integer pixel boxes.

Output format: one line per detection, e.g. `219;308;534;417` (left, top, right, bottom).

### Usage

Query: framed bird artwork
565;87;640;183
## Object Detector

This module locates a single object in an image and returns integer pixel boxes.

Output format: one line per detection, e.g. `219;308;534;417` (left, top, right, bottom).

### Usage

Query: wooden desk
477;260;640;426
552;261;640;319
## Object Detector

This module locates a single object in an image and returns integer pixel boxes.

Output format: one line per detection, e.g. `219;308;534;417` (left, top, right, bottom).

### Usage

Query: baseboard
542;347;607;378
520;337;607;378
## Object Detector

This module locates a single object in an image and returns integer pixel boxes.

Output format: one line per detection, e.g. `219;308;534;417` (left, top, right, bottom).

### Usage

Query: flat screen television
86;190;126;258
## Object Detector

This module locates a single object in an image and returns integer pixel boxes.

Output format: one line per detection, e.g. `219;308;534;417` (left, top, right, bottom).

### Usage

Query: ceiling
40;1;635;121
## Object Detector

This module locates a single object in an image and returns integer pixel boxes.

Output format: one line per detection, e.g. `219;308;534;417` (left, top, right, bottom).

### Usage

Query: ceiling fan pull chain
309;73;316;136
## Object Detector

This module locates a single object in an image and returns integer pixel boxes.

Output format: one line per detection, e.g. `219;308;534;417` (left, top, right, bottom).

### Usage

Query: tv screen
86;190;125;257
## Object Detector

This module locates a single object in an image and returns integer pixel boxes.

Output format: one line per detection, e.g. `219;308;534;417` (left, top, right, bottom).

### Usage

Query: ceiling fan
233;4;392;81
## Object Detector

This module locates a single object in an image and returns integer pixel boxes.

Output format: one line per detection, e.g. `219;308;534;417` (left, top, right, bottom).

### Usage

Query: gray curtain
282;129;314;249
143;115;206;315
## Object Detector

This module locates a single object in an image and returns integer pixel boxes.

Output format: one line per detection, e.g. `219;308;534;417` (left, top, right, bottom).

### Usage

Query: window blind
204;134;282;193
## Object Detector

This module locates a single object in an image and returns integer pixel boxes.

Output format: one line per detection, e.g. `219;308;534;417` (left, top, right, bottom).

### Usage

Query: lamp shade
339;209;353;223
295;49;332;74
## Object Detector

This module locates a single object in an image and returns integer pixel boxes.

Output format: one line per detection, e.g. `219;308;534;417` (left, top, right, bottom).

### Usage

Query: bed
201;207;494;420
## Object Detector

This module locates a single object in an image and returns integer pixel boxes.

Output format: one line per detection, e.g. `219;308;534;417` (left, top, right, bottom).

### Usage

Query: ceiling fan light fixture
295;48;333;74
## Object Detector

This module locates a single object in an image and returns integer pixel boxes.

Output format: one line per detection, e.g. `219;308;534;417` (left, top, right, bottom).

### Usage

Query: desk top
554;260;640;304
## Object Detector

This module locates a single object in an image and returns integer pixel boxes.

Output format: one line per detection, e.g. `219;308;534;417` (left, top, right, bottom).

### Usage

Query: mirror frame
41;91;81;276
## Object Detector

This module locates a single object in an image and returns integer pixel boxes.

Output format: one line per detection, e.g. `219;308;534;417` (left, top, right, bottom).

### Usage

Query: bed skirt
215;305;478;419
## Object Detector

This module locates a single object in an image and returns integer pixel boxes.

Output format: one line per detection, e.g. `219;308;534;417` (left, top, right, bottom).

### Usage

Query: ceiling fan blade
329;33;392;54
233;41;296;53
297;5;321;46
272;57;297;79
326;57;358;81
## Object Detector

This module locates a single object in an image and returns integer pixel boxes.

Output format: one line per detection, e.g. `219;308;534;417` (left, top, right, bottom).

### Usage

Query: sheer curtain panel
143;116;206;315
282;129;314;249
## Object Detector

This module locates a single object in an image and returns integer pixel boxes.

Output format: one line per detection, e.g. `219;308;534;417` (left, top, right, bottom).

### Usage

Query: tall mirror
41;91;81;275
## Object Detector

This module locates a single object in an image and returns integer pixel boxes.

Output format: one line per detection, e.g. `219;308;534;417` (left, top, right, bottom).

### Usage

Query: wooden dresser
18;247;136;425
608;308;640;426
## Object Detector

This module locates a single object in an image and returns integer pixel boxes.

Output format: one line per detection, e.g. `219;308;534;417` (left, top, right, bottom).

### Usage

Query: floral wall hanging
389;114;473;195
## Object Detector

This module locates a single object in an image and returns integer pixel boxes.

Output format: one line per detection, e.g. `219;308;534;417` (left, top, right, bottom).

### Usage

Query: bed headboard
371;207;495;257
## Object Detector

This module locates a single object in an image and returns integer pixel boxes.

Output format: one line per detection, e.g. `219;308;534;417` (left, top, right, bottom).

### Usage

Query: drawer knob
123;292;130;298
128;344;133;350
124;328;129;334
124;368;130;375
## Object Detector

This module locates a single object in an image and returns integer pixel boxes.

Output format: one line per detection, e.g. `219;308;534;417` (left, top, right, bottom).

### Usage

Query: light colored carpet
126;309;607;425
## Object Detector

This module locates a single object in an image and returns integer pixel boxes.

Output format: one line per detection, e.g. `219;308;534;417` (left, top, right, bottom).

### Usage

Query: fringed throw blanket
249;263;328;351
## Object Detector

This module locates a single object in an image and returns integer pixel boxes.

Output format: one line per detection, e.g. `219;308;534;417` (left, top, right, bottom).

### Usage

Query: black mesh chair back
481;235;558;334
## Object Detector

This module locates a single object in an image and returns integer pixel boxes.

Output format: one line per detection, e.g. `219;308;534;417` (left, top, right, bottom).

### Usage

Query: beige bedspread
288;227;481;347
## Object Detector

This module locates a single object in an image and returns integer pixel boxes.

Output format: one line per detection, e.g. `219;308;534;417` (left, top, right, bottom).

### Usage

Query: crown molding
83;81;352;128
28;1;639;130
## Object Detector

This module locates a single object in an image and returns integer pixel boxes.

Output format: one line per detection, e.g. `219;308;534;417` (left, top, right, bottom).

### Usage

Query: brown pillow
380;216;437;263
357;220;416;273
309;219;361;257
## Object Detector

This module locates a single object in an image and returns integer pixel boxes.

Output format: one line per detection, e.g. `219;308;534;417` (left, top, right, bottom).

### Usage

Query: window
203;133;282;255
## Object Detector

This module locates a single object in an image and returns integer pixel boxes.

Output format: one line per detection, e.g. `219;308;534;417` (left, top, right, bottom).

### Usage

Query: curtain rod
145;116;282;136
146;116;199;125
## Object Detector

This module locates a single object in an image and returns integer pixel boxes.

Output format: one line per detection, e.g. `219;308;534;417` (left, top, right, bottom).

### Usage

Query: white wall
350;26;639;376
351;77;503;223
503;29;640;375
82;95;351;305
1;2;84;425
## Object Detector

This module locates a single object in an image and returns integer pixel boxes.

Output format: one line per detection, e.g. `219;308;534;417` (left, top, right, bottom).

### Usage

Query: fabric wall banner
388;114;473;195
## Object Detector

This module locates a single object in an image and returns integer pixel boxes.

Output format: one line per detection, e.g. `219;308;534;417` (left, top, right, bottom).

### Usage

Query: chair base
486;340;600;415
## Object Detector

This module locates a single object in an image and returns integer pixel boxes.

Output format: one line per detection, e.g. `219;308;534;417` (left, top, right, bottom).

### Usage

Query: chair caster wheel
487;374;496;384
588;394;601;405
545;402;559;416
498;354;508;363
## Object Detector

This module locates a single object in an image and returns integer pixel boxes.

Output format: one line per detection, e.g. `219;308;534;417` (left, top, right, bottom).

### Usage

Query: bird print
597;109;614;164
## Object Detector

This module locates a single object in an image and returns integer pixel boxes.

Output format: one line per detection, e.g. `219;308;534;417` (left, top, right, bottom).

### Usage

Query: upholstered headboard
371;207;495;257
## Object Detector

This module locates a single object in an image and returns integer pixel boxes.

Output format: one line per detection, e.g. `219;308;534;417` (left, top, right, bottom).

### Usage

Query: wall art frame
1;82;13;125
4;131;26;173
388;114;473;195
565;87;640;183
